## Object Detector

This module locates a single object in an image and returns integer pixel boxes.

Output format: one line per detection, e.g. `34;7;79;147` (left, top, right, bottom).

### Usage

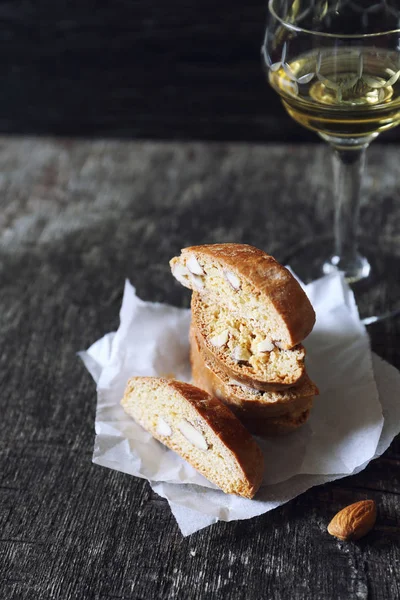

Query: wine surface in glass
269;48;400;137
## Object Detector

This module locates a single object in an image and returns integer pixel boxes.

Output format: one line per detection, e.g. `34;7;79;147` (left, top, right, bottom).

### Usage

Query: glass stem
327;141;371;282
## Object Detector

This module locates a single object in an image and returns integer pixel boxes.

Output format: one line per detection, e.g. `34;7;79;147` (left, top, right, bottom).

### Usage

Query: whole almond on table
327;500;377;541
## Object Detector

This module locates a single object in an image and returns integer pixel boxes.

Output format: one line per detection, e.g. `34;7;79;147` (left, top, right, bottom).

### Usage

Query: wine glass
262;0;400;322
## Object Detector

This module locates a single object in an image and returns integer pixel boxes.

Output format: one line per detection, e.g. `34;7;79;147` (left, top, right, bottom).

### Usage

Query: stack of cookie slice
170;243;318;437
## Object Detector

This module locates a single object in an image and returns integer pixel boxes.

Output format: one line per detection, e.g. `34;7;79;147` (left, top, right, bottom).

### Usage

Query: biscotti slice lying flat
170;243;315;349
121;377;264;498
192;293;305;391
190;328;318;418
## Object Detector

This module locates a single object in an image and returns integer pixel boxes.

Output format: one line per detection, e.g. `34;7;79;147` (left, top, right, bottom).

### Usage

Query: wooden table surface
1;137;400;600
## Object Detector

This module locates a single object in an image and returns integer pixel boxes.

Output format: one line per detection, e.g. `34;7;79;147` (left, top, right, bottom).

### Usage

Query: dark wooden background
0;0;397;143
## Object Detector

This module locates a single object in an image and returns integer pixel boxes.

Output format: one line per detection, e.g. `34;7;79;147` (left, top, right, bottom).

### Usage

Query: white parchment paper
80;272;400;536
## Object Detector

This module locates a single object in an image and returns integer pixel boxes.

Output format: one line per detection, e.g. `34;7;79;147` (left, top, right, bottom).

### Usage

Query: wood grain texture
1;138;400;599
0;0;398;142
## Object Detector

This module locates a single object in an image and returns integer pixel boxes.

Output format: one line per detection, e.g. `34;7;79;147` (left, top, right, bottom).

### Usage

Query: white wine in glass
269;48;400;137
263;0;400;321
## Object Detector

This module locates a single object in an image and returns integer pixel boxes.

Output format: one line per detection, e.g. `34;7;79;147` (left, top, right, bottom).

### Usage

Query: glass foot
322;253;371;284
282;235;400;323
